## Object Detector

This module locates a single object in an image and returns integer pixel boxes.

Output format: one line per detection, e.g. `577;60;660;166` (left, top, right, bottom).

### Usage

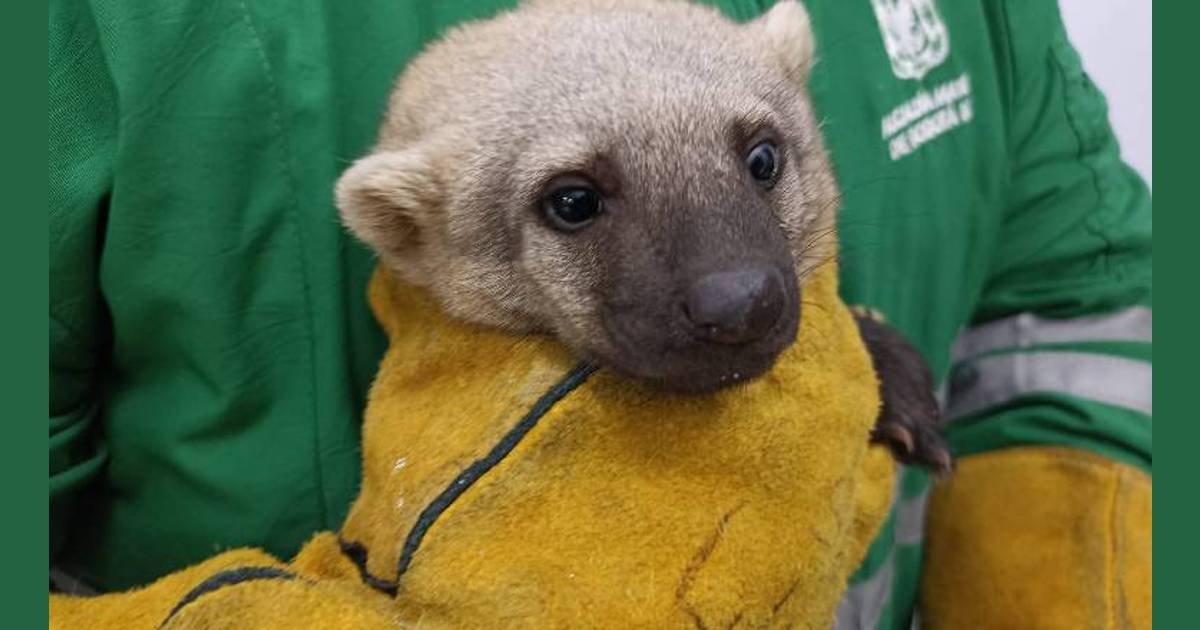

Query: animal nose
684;266;786;344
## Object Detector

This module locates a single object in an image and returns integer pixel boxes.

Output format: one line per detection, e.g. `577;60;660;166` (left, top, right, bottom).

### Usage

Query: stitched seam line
235;1;328;527
1111;468;1131;629
337;538;398;596
1051;37;1119;281
394;362;597;582
1103;464;1119;630
159;566;300;628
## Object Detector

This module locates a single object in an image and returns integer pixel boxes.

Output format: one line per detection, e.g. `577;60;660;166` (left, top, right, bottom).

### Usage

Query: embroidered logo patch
871;0;950;81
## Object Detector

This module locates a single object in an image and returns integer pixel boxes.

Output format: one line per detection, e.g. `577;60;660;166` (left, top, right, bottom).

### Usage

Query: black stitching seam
159;566;301;628
338;538;398;596
394;362;597;581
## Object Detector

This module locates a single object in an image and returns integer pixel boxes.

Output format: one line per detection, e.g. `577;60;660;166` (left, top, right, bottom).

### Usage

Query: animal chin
649;351;783;395
596;308;800;395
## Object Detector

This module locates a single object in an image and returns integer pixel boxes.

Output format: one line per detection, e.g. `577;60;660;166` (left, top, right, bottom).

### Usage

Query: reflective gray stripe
946;352;1152;420
951;307;1152;363
895;489;929;546
834;552;895;630
934;380;949;412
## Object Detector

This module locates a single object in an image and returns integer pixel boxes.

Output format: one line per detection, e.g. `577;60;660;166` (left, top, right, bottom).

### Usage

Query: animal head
337;0;840;393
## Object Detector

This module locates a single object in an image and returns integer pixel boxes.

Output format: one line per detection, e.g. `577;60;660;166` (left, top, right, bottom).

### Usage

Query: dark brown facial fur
546;129;805;393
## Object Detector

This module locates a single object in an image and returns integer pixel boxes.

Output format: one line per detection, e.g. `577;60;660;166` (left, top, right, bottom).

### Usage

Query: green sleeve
947;0;1152;473
49;0;117;561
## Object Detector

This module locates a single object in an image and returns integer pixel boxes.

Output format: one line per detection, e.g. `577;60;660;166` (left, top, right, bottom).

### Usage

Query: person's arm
49;0;117;566
920;1;1151;627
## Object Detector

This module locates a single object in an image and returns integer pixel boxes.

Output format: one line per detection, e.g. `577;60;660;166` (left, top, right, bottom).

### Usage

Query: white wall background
1059;0;1152;187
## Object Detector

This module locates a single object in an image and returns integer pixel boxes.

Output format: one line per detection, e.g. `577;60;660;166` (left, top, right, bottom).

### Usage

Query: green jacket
49;0;1151;626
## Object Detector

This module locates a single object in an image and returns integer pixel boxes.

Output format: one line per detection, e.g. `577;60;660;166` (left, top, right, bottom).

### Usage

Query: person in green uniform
50;1;1151;627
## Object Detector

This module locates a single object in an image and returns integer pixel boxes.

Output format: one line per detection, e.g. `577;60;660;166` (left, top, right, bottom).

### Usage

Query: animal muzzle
684;265;787;345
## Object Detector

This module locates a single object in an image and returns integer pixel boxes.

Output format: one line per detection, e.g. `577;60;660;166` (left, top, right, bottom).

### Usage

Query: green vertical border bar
6;0;49;625
1154;2;1184;628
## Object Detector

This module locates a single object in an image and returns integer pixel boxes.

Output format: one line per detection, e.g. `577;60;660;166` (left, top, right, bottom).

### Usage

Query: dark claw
871;413;953;477
875;422;914;454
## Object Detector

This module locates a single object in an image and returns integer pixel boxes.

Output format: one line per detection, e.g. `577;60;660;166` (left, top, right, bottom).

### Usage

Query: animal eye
543;186;603;231
745;141;779;186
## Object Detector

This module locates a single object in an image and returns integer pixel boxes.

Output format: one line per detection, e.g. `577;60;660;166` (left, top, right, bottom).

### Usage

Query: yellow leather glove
50;535;397;629
51;263;897;629
921;446;1151;629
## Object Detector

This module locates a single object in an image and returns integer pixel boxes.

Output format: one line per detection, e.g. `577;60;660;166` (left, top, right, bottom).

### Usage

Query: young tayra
337;0;949;470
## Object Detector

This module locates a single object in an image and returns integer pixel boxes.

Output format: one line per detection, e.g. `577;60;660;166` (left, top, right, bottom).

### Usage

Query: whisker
796;226;838;255
795;252;839;285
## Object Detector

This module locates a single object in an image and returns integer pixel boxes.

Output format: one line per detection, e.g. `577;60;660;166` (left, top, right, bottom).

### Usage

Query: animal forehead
578;90;771;141
513;93;773;187
523;56;785;140
491;2;781;97
522;2;749;59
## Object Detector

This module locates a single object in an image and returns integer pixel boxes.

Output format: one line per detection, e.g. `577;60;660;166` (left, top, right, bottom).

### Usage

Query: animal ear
335;148;440;264
750;0;816;84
